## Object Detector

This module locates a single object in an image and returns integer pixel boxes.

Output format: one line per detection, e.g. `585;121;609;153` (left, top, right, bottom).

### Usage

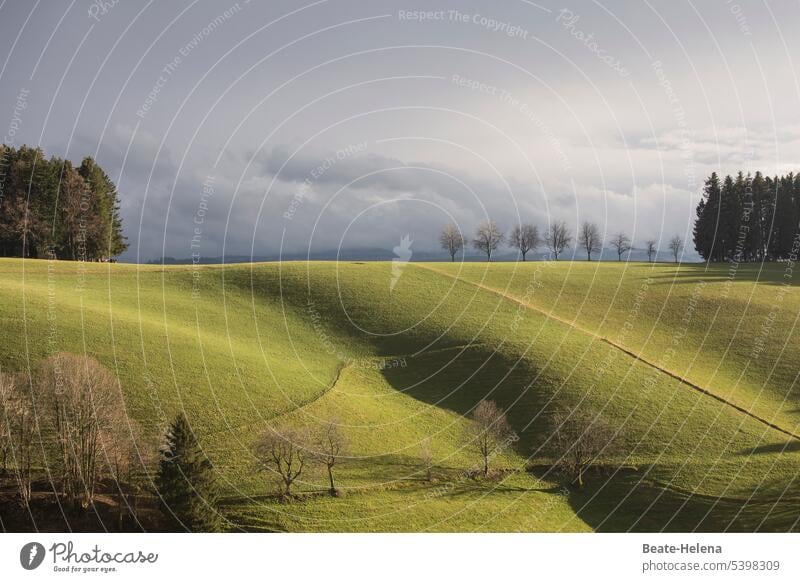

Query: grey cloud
2;1;799;262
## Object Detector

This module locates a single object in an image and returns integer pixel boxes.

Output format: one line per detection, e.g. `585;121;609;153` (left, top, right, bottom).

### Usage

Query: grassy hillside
1;258;798;532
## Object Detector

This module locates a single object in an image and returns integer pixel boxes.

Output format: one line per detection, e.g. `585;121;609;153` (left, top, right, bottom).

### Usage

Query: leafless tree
610;232;631;261
439;223;464;262
473;220;505;262
509;223;540;261
546;408;619;488
0;373;12;475
254;427;312;498
59;168;93;261
645;239;657;262
314;419;346;495
464;400;513;477
578;221;601;261
669;235;683;263
545;221;572;260
37;353;126;509
3;374;38;507
420;437;434;481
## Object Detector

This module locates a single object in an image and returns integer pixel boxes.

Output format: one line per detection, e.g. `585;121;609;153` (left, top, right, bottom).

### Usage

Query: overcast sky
2;0;799;262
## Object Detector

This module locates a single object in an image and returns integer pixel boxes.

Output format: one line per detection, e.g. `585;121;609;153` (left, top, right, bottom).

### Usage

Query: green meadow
1;257;799;532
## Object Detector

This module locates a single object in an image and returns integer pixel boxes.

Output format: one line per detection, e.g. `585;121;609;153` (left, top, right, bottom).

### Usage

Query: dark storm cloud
2;0;799;261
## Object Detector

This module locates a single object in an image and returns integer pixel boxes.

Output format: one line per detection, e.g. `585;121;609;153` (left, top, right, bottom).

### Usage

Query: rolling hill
1;258;798;532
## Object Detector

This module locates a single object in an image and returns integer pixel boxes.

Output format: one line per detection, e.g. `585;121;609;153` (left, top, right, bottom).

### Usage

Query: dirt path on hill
415;264;800;442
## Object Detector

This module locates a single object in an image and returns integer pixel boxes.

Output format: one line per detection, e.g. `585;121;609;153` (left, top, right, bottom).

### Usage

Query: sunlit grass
1;258;798;531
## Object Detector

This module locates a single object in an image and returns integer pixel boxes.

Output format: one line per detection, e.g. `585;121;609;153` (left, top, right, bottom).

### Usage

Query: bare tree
545;221;572;260
546;408;619;488
37;353;126;509
420;437;434;481
254;427;312;498
578;221;601;261
645;239;657;262
473;220;505;262
315;419;346;496
610;232;631;261
464;400;513;477
509;223;540;261
3;374;38;507
0;373;12;475
439;223;464;262
669;235;683;263
59;168;93;261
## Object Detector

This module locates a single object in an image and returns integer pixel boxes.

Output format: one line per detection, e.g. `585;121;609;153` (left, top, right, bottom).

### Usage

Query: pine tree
748;172;767;260
79;157;127;259
0;146;50;257
732;172;750;261
694;173;721;260
719;174;740;260
771;174;796;259
693;198;707;259
157;414;221;532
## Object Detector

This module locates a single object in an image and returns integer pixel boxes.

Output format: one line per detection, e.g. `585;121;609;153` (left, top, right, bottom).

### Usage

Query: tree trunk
327;465;336;494
483;455;488;477
131;491;139;521
118;492;125;531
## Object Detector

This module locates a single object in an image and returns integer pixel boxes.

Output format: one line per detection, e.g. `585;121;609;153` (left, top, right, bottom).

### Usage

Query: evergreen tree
691;169;800;262
719;174;740;260
79;157;127;258
748;172;767;261
732;172;750;261
157;414;221;532
693;198;707;259
693;172;720;260
0;146;50;257
771;174;796;259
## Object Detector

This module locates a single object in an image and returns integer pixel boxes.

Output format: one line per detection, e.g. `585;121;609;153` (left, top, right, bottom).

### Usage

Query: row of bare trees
249;398;620;502
441;221;685;262
0;354;152;528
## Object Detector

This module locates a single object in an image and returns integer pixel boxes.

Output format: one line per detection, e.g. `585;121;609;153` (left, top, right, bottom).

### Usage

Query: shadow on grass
737;440;800;455
645;262;800;287
569;468;800;532
381;345;556;454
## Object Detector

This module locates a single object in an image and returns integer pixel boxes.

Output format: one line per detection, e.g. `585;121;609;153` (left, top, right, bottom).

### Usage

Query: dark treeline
694;171;800;262
0;145;126;260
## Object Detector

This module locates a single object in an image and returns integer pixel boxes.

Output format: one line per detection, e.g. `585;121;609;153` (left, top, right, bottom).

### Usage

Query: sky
1;0;799;262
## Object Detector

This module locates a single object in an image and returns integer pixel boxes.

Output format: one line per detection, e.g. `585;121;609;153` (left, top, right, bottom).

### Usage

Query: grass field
1;257;799;532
